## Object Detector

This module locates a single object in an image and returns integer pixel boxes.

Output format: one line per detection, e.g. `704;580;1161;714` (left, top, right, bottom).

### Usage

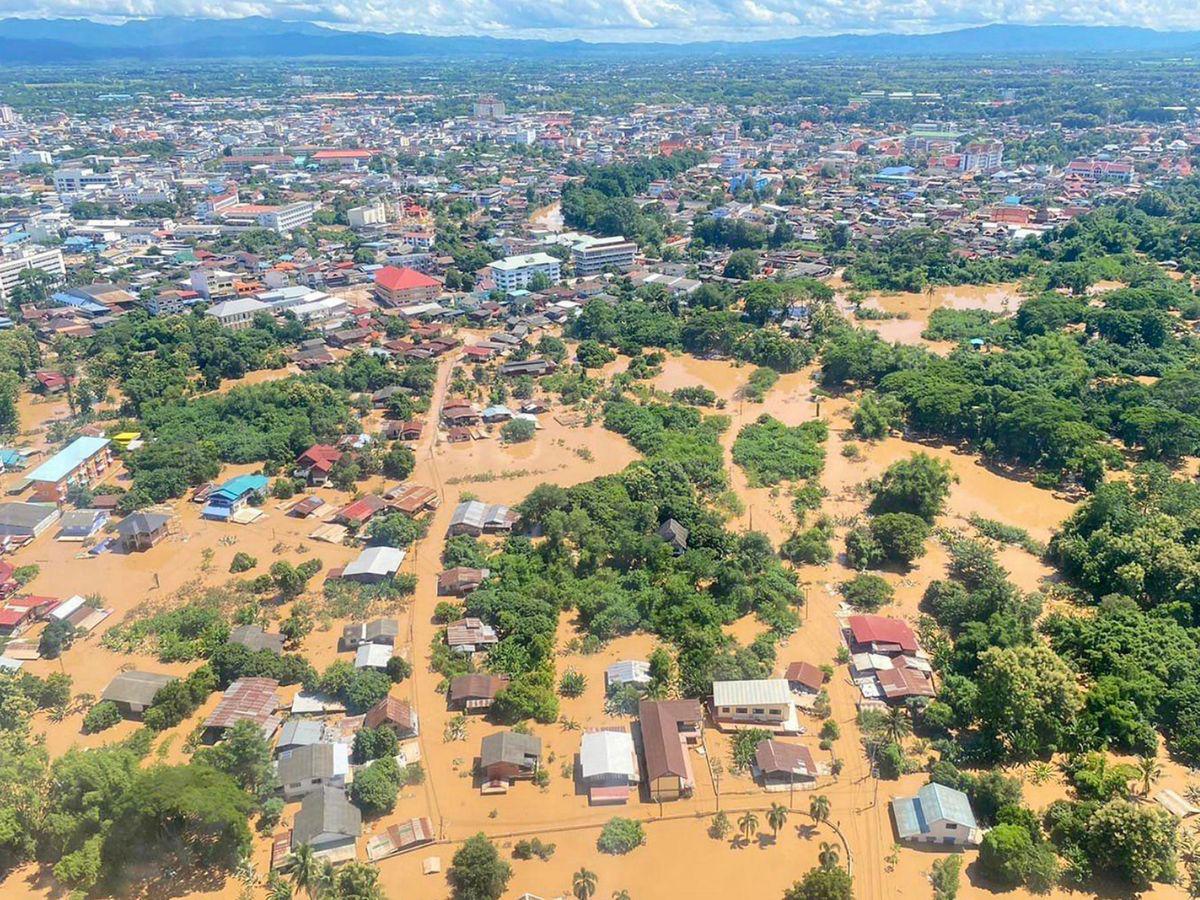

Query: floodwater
843;283;1026;350
2;343;1190;900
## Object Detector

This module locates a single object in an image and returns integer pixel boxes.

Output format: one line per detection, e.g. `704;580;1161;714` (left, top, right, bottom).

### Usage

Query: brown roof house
363;696;419;739
479;731;541;788
340;618;400;650
203;677;281;741
446;617;499;654
448;673;510;713
437;566;490;597
753;739;819;790
638;699;703;802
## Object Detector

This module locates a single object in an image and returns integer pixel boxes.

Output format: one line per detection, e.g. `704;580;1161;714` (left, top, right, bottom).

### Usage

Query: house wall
648;774;683;801
716;702;789;724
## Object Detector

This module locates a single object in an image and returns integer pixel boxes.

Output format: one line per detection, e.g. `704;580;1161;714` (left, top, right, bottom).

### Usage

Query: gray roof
292;786;362;844
276;742;347;783
101;670;175;707
277;719;325;750
0;502;58;529
229;624;285;654
893;783;977;839
480;731;541;768
580;730;636;780
116;511;171;537
59;508;106;529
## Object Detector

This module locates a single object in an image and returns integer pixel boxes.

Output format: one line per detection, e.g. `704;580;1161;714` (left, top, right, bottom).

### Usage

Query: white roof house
580;730;638;781
50;594;86;621
712;679;792;707
342;546;405;582
355;643;395;670
605;660;652;689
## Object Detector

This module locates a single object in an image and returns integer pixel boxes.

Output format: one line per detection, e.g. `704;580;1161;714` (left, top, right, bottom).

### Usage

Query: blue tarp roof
212;473;268;500
26;436;110;484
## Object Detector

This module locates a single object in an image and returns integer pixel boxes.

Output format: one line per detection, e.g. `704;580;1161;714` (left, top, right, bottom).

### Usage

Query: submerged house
480;731;542;785
202;474;268;521
292;787;362;862
579;729;639;805
100;670;176;718
116;511;171;551
638;699;703;802
891;782;980;847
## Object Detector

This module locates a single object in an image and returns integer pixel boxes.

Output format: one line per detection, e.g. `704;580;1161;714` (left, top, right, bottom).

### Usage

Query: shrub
350;756;402;815
781;525;833;564
433;601;462;624
559;670;587;698
82;700;122;733
229;552;257;573
840;573;894;611
501;419;536;443
597;817;646;854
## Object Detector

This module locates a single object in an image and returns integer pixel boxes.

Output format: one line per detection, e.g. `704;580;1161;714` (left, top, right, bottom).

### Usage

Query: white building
347;201;387;228
190;268;239;299
259;202;315;234
53;167;120;195
0;247;65;303
711;679;799;732
960;141;1004;173
11;149;52;168
205;297;270;330
892;782;981;846
571;235;637;276
488;252;561;292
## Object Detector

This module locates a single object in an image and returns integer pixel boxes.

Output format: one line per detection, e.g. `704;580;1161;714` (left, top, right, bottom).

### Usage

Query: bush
559;669;587;698
785;866;853;900
353;726;398;763
386;655;413;683
840;573;894;611
871;512;931;564
350;756;401;815
597;817;646;854
433;601;462;624
732;415;827;485
229;552;257;573
870;453;955;522
501;418;536;443
39;618;76;659
82;700;122;733
781;525;833;564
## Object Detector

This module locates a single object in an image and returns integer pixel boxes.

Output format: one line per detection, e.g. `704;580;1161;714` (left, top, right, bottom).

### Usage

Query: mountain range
1;18;1199;63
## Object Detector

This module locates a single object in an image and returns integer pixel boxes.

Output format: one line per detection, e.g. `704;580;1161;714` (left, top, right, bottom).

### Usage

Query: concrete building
711;679;799;732
571;235;637;276
53;167;120;195
374;265;440;306
0;248;65;303
960;140;1004;173
892;782;981;847
347;201;388;228
11;149;52;167
25;436;112;503
205;297;270;330
190;267;239;299
488;253;561;292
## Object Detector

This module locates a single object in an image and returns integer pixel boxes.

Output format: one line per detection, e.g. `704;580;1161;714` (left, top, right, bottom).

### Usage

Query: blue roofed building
891;782;980;847
25;435;112;503
202;474;268;521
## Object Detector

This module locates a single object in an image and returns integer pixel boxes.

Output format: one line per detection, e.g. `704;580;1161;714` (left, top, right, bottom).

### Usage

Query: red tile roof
375;266;439;293
848;615;918;653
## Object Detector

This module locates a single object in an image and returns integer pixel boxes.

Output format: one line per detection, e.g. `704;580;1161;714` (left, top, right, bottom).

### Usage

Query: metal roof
580;730;636;780
712;679;792;707
893;783;976;838
292;787;361;844
26;436;109;484
101;670;175;707
343;546;405;579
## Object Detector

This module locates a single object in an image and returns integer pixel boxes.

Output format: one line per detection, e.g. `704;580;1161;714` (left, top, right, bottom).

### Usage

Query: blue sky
0;0;1193;41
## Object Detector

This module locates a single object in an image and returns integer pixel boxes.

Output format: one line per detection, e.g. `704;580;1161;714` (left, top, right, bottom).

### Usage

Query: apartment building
11;149;52;167
347;201;387;228
190;268;239;299
205;297;271;330
960;141;1004;173
53;167;120;195
0;248;65;303
571;235;637;276
488;252;561;292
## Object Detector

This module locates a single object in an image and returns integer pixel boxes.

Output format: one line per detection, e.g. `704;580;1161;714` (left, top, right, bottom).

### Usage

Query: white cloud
1;0;1198;40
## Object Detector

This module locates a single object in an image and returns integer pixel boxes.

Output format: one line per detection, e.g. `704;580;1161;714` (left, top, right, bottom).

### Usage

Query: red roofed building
295;444;343;486
312;149;375;170
847;615;919;655
374;266;441;307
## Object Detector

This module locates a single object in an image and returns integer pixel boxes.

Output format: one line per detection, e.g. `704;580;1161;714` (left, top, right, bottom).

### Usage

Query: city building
711;679;800;733
488;253;561;292
53;167;120;195
374;265;440;306
891;782;981;847
960;140;1004;173
0;248;65;304
571;235;637;276
24;436;112;503
205;297;270;329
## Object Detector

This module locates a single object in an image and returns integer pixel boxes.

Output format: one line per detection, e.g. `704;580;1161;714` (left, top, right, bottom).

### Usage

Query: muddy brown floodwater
2;346;1192;900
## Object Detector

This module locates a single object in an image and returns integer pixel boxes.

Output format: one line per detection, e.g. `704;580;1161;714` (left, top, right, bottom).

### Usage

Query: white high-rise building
0;248;65;303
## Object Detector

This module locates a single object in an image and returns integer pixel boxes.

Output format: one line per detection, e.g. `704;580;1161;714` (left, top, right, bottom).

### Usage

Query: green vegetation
732;415;827;486
596;817;646;854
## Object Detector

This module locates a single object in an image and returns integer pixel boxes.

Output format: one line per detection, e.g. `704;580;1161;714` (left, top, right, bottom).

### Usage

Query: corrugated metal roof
580;730;636;780
712;678;792;707
26;436;109;484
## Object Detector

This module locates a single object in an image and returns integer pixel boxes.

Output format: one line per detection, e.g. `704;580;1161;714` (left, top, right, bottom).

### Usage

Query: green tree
724;249;760;280
448;833;512;900
784;864;853;900
870;453;955;522
738;810;759;843
193;719;276;798
767;802;789;839
809;794;831;824
573;868;598;900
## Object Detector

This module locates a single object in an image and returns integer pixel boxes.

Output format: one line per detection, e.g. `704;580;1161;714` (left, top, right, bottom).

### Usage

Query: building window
735;707;748;714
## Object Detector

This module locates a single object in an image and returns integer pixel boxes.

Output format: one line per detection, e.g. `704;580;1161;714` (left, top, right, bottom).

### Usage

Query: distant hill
1;18;1199;63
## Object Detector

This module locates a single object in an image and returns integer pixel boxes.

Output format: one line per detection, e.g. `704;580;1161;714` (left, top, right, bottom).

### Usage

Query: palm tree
612;892;632;900
1136;754;1162;797
885;706;912;743
266;874;293;900
573;868;598;900
809;794;831;825
819;841;840;870
738;810;759;843
288;844;322;900
315;861;335;900
767;803;789;840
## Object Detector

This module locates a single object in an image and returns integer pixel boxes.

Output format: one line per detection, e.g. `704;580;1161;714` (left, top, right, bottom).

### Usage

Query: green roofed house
891;782;980;847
